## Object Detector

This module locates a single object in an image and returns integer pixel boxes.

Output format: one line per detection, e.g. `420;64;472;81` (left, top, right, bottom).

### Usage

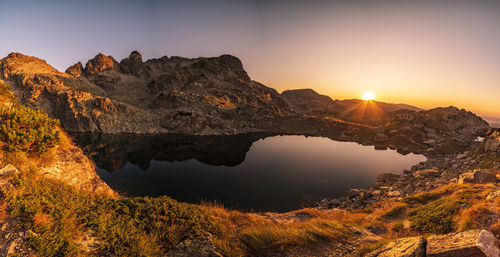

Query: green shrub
407;198;461;234
0;105;60;154
381;203;407;219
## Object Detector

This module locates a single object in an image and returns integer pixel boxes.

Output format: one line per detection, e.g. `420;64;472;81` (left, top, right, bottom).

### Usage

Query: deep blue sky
2;0;500;118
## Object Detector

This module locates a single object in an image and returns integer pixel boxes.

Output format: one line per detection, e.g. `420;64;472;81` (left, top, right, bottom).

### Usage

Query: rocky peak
84;53;118;76
191;54;250;81
119;51;148;77
65;61;83;77
0;52;66;79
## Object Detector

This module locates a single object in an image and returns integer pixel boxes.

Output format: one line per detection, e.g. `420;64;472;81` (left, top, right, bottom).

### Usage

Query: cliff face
0;52;291;135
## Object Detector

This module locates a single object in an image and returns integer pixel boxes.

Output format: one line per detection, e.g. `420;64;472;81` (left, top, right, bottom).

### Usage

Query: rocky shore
320;128;500;210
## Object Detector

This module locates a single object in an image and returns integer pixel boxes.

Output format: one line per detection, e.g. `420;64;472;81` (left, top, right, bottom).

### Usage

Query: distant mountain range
281;89;422;125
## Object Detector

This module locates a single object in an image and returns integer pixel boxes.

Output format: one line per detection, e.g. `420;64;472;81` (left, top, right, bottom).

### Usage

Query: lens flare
362;91;376;101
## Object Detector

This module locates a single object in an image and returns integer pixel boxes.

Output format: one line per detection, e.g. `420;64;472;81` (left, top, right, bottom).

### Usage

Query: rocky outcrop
367;236;426;257
427;230;500;257
163;233;222;257
119;50;148;77
370;230;500;257
84;53;119;76
483;128;500;152
38;138;115;196
458;170;498;184
65;61;83;77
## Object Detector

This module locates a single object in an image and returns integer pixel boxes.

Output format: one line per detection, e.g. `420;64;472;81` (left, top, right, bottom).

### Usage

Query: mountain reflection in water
71;133;426;212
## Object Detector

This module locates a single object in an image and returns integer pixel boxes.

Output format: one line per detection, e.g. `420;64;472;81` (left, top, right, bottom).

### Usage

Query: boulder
0;164;18;176
415;169;441;178
427;230;500;257
163;233;222;257
367;236;425;257
458;170;498;184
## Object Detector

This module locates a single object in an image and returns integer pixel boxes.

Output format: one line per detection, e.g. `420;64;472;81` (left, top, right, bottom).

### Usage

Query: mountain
281;89;422;125
0;52;291;134
0;51;491;156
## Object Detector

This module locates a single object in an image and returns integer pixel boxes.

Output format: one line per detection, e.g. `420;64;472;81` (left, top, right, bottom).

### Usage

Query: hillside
281;89;422;125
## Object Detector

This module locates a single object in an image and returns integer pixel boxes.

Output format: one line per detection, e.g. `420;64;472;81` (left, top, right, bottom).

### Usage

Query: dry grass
239;218;350;255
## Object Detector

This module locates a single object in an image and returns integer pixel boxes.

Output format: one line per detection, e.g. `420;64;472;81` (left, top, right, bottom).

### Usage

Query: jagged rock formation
83;53;119;76
65;61;83;77
0;52;298;135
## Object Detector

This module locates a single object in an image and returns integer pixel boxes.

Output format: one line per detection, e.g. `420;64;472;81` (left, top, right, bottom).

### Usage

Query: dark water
72;133;426;212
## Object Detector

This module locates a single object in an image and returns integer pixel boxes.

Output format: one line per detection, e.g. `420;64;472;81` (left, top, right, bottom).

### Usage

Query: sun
362;91;376;101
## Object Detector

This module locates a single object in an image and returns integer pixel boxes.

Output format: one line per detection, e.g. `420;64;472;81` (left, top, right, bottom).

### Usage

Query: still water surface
73;134;426;212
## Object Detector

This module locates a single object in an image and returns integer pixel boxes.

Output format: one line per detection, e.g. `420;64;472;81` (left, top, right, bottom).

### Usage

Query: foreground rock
458;170;498;184
163;233;222;257
370;230;500;257
367;236;425;257
427;230;500;257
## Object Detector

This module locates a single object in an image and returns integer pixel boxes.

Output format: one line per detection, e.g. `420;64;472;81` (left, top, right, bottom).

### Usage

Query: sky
1;0;500;120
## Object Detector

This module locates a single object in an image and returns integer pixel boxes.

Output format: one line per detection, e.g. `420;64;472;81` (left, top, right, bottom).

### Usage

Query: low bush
0;105;60;154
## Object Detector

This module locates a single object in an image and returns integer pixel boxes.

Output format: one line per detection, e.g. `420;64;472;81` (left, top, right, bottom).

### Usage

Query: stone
486;190;500;201
415;169;441;178
387;191;402;197
0;164;18;176
427;230;500;257
163;233;223;257
424;139;436;144
458;170;498;184
366;236;425;257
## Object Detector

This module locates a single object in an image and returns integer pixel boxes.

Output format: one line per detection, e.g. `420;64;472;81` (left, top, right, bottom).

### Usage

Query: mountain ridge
0;51;490;156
